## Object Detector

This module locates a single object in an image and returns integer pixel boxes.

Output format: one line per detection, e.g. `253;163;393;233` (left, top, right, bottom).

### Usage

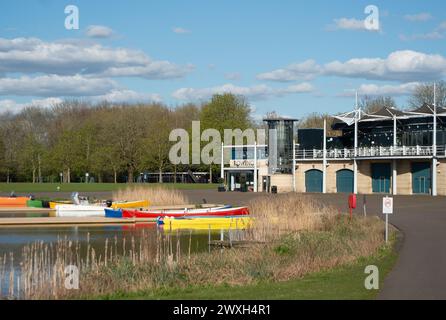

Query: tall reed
113;186;190;206
246;194;338;241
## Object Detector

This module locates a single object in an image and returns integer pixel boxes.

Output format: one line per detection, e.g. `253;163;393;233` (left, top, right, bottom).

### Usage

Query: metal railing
295;148;354;159
295;145;446;160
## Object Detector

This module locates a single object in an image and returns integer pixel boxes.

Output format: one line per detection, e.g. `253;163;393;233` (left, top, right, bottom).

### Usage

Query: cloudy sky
1;0;446;118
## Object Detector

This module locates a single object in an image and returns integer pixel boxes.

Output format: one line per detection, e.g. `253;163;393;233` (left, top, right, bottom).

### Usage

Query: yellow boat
50;200;149;210
161;216;252;231
111;200;149;209
49;201;72;209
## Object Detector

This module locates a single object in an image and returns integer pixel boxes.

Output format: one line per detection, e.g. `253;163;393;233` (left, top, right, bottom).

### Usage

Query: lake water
0;219;237;298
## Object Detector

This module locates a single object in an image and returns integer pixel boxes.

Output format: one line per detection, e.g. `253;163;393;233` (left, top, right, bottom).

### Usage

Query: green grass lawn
0;182;218;193
105;240;398;300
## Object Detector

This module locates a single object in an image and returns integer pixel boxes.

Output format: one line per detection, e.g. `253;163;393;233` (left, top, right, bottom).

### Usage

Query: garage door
305;169;323;193
371;163;391;193
336;169;354;193
412;162;431;194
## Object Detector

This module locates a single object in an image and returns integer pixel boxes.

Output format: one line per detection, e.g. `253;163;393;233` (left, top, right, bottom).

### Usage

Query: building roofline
263;117;299;121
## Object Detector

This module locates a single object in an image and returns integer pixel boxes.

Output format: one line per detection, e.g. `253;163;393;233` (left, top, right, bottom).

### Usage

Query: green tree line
0;93;253;183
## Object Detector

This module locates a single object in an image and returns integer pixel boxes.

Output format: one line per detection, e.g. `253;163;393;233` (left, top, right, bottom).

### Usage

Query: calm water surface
0;213;237;297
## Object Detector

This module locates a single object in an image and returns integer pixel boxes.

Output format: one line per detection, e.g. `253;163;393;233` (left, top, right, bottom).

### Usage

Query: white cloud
438;21;446;30
257;60;321;82
0;75;117;97
0;37;41;51
92;89;161;103
172;27;191;34
99;63;194;79
0;97;63;113
0;91;162;113
281;83;314;93
328;18;366;31
404;13;432;22
257;50;446;82
85;25;115;38
400;31;444;41
172;83;313;101
340;82;421;97
400;20;446;41
0;37;193;79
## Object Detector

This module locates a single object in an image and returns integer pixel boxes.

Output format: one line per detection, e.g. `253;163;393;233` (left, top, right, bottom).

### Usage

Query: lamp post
353;91;359;194
433;82;437;196
323;118;327;194
60;172;63;184
85;172;89;184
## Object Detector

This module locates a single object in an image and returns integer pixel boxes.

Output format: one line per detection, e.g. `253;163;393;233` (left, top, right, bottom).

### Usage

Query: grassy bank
107;238;398;300
0;183;218;193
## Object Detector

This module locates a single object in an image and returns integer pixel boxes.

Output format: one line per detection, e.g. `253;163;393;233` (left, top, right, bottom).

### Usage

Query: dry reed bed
246;194;337;241
113;186;190;206
0;193;387;299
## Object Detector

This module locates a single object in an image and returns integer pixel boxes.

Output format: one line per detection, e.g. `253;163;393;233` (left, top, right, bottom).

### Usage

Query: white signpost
382;196;393;243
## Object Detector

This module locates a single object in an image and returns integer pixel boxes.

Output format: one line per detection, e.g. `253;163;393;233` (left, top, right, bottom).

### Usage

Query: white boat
55;204;106;217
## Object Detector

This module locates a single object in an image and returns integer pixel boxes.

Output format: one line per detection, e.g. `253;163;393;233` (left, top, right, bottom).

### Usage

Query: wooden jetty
209;240;266;248
0;207;53;213
0;217;156;228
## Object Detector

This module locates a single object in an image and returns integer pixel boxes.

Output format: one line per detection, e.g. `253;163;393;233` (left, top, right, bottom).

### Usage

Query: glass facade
264;118;296;173
225;170;255;192
231;146;268;160
337;117;446;148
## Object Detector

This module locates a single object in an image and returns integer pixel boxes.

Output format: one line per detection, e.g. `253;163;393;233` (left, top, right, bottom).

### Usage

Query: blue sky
1;0;446;119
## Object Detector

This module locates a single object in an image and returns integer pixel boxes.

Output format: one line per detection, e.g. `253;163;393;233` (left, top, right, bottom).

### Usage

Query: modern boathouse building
221;103;446;196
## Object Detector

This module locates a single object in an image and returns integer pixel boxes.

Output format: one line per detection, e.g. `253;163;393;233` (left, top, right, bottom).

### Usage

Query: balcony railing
295;145;446;160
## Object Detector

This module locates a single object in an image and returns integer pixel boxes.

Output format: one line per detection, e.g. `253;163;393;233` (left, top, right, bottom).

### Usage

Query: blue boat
105;208;123;218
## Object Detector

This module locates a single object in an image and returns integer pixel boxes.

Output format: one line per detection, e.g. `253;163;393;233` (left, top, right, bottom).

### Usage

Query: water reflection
0;223;233;298
0;224;218;262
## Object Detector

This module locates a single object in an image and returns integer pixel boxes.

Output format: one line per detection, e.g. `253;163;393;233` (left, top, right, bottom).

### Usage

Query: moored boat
110;200;149;209
26;199;43;208
51;199;148;211
122;206;248;219
0;197;29;207
49;201;72;209
55;204;106;217
104;207;123;218
159;216;252;230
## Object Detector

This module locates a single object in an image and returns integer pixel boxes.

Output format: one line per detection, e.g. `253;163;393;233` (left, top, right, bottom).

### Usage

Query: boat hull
49;201;72;209
104;208;123;218
160;216;252;230
0;197;29;207
26;200;43;208
55;204;106;217
111;200;149;209
122;206;248;219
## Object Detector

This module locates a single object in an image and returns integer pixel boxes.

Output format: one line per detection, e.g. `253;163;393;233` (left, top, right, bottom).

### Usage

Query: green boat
26;200;43;208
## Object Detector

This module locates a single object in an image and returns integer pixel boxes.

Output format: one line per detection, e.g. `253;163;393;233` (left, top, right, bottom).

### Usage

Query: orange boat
0;197;29;207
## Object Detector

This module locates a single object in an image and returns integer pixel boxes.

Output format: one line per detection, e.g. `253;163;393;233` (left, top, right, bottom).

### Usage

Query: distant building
222;116;297;193
222;104;446;196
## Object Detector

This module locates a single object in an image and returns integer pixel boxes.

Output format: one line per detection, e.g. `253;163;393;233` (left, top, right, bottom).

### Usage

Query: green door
371;163;391;193
412;162;431;194
305;169;323;193
336;169;354;193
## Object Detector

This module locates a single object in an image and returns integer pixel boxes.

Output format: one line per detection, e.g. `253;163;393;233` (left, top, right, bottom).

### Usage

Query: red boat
122;206;249;219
